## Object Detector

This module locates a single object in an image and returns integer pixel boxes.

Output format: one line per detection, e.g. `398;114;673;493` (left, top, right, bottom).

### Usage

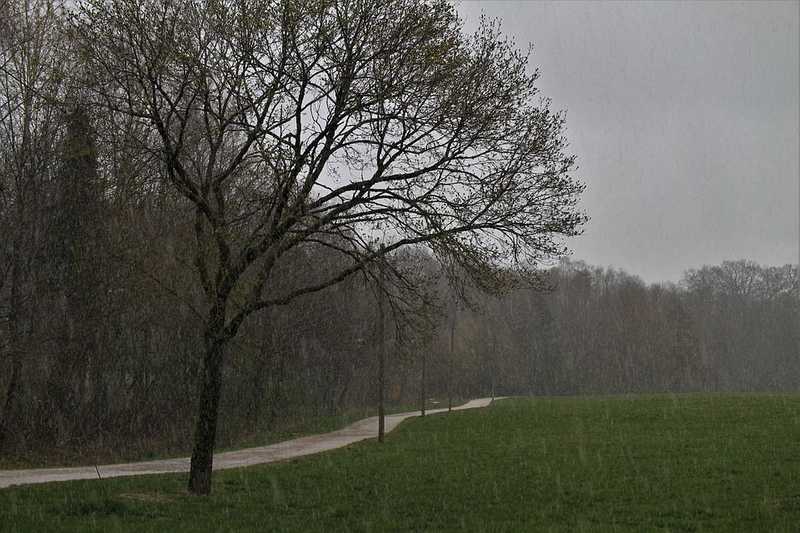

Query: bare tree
0;0;67;449
71;0;585;494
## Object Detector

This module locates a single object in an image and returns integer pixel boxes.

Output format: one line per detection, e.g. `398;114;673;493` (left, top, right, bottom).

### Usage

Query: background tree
44;103;109;439
0;0;68;449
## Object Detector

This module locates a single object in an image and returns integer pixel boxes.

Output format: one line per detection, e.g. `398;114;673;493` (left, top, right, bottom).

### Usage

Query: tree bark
188;336;226;495
0;257;23;450
0;323;21;450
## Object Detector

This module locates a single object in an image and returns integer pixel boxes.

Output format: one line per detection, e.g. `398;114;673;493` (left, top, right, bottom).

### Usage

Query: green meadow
2;395;799;532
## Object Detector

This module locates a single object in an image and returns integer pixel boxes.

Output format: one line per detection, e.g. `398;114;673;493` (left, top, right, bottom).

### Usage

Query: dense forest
1;0;797;469
1;177;797;457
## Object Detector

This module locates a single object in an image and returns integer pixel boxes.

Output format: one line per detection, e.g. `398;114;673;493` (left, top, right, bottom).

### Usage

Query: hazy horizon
459;0;799;284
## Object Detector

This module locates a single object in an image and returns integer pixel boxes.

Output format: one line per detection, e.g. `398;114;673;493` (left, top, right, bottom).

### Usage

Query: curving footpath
0;397;497;489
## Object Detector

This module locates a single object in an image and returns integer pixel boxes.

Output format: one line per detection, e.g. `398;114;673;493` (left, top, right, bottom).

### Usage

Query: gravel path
0;397;496;489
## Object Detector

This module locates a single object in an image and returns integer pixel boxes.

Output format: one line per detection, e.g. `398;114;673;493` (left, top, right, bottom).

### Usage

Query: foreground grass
2;394;799;532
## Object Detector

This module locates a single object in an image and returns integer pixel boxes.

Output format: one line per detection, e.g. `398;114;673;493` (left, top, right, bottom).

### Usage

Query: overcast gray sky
458;0;799;284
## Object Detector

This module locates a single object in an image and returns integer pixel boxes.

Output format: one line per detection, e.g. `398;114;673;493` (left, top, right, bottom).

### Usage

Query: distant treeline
478;259;799;396
1;146;797;458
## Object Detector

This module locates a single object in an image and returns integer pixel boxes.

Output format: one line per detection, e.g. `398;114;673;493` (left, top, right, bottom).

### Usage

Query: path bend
0;397;499;489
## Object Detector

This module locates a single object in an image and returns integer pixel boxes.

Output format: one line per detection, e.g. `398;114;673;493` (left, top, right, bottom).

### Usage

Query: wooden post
491;328;497;401
420;349;426;417
377;244;386;442
448;297;455;412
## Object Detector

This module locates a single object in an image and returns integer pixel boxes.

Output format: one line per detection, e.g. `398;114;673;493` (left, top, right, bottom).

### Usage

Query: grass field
2;394;799;532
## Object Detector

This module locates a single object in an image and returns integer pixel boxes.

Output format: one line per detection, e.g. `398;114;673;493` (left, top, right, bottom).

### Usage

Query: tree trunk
0;329;22;450
188;338;226;495
0;259;23;450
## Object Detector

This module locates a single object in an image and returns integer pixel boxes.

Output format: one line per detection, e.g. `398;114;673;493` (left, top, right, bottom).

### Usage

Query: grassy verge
2;394;799;532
